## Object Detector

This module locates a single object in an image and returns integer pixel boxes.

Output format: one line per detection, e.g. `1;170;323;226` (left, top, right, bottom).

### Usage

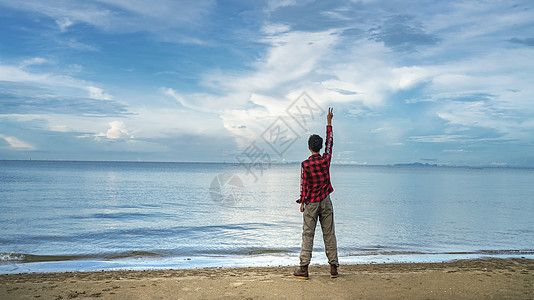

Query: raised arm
325;107;333;159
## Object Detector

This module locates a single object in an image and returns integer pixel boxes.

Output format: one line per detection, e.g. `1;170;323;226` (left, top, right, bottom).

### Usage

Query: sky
1;0;533;166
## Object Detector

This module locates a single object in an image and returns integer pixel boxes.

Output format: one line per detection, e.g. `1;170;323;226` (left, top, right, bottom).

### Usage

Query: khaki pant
299;194;339;266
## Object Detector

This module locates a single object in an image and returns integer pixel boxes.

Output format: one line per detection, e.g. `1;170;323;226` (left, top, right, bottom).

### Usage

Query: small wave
200;247;292;256
1;253;26;262
1;253;79;263
467;249;534;255
346;251;428;257
0;251;166;264
101;251;165;259
345;249;534;257
91;212;154;219
1;248;292;264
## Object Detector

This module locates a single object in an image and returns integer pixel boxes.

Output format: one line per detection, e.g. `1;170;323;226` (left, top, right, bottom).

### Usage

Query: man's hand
300;202;305;213
327;107;333;126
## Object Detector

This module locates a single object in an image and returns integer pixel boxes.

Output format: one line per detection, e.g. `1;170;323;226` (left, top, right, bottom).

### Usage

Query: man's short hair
308;134;323;153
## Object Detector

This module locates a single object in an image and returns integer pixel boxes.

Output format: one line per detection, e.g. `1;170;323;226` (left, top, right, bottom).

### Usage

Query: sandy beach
0;258;532;299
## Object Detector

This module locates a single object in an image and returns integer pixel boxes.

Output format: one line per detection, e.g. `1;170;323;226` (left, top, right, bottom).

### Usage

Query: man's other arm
298;163;308;212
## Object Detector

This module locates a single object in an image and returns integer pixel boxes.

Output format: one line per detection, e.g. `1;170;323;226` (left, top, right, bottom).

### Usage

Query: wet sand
1;258;533;299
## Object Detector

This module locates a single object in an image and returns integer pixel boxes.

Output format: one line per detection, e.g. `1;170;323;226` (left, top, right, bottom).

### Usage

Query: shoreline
0;250;534;275
1;258;533;299
2;252;534;275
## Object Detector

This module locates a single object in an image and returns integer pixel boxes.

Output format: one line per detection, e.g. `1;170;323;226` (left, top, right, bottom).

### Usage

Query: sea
1;160;533;274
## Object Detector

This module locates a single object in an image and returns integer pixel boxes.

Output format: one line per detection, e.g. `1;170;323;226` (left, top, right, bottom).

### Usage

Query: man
293;107;339;279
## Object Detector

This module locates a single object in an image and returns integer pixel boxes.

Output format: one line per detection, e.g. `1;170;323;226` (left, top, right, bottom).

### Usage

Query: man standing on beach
293;107;339;279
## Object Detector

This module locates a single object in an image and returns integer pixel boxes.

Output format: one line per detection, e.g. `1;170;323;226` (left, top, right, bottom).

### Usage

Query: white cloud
0;134;35;150
404;47;534;143
20;57;50;68
0;62;113;102
56;18;73;32
390;66;430;90
162;88;191;109
48;124;74;132
0;64;49;83
428;1;534;42
202;29;339;93
95;0;214;26
0;0;112;30
63;39;99;51
160;27;437;151
163;88;294;148
265;0;298;12
162;87;251;114
86;86;113;100
0;0;215;34
320;41;403;107
409;135;472;143
443;149;470;153
162;29;340;149
96;121;133;140
261;23;291;35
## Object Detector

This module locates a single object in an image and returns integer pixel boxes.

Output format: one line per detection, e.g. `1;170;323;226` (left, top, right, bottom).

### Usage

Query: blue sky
1;0;533;166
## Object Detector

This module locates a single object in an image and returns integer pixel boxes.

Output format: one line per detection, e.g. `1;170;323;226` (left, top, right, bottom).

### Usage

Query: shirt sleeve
324;125;333;162
298;162;308;204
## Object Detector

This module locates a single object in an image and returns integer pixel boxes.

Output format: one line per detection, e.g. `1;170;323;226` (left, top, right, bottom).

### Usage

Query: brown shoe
293;265;309;279
330;264;338;278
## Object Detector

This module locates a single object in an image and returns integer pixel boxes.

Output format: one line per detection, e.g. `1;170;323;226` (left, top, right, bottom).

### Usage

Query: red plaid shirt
298;125;333;204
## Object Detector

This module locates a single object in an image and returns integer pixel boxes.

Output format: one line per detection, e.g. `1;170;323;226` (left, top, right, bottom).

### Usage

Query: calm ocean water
1;160;533;274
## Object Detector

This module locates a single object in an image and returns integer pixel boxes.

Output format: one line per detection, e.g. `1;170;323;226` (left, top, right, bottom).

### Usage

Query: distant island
393;162;440;167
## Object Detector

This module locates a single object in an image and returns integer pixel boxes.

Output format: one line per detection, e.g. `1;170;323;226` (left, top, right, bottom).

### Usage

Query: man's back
299;125;334;204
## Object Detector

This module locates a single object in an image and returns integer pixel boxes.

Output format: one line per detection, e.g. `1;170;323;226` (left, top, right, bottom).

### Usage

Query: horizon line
1;159;532;169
